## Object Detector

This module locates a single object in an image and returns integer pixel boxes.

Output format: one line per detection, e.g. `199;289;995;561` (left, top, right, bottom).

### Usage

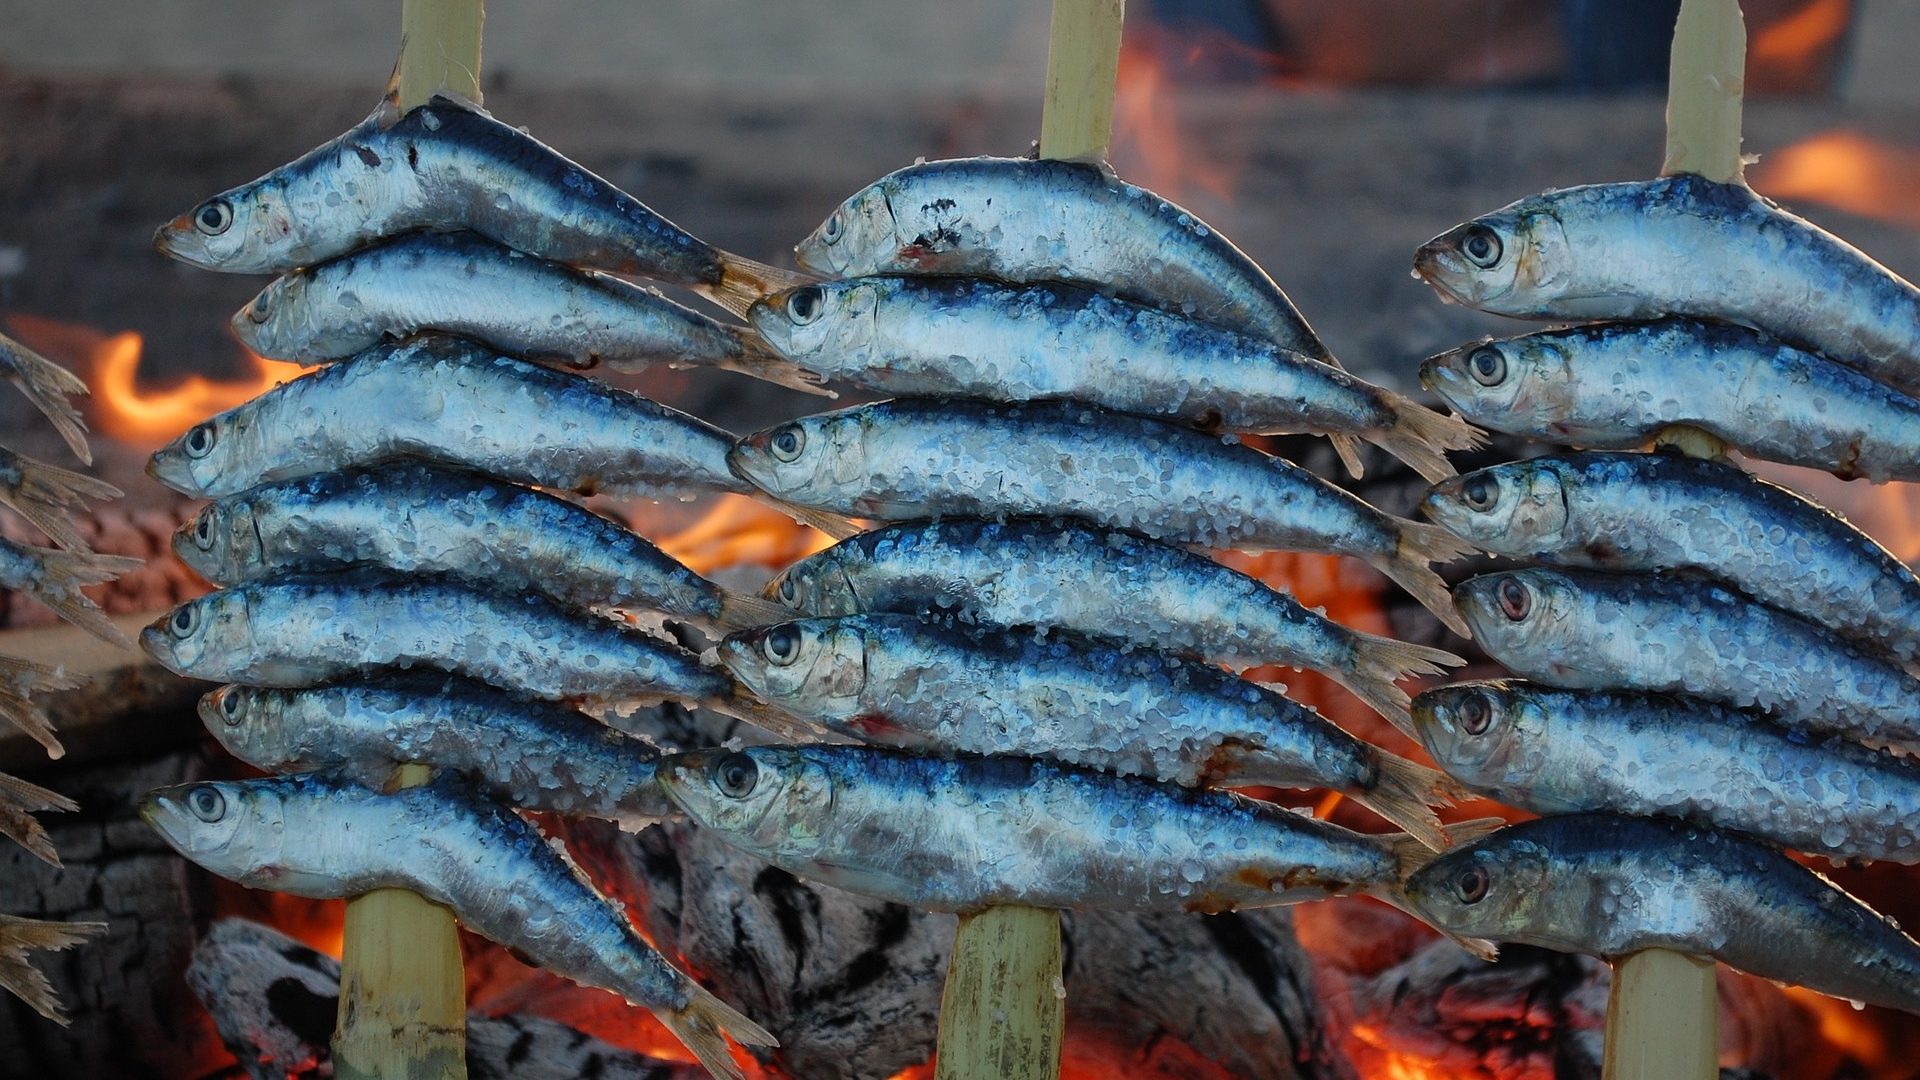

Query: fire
655;494;836;576
1750;0;1852;90
1751;130;1920;229
1110;32;1241;204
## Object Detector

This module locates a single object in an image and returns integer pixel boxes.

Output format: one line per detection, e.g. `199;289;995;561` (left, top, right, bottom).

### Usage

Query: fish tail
699;251;820;320
770;499;862;541
0;771;79;867
1336;631;1464;735
0;335;92;465
0;914;105;1025
1328;433;1367;480
1369;396;1484;484
1378;528;1472;638
726;326;837;397
0;656;83;758
8;454;121;551
714;590;800;634
708;689;822;742
661;983;778;1080
1349;753;1463;852
21;547;143;648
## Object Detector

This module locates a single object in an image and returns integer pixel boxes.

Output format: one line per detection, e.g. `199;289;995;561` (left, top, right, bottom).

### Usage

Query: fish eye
787;287;825;325
187;784;227;823
192;509;218;550
769;424;806;463
195;200;234;236
1497;578;1532;621
777;576;798;604
1460;225;1503;269
713;752;759;798
762;624;801;665
1468;347;1506;387
184;423;218;459
1454;865;1491;904
822;210;845;244
1459;691;1494;735
1462;476;1498;511
169;604;201;639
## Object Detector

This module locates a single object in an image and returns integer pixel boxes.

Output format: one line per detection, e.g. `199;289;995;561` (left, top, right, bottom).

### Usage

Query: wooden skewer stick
932;4;1125;1080
1610;4;1742;1078
332;4;483;1078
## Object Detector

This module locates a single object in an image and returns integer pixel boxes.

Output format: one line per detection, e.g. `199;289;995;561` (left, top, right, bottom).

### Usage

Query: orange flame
1750;0;1852;90
654;494;836;577
1110;32;1242;204
1752;130;1920;229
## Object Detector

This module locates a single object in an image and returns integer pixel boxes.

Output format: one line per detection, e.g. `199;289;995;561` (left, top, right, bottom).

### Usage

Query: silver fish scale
147;336;748;499
1405;813;1920;1014
236;233;749;371
182;463;726;628
667;745;1398;913
773;518;1360;678
212;679;677;829
1432;452;1920;661
1421;319;1920;481
1418;682;1920;863
1458;568;1920;752
145;572;731;709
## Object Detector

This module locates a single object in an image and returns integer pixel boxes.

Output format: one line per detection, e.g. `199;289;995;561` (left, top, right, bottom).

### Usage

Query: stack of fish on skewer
1401;170;1920;1012
0;331;126;1024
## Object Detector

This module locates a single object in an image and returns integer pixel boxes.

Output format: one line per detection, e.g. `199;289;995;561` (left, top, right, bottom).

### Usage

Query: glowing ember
1752;129;1920;229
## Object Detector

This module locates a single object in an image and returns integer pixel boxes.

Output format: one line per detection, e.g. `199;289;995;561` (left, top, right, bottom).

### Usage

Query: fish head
1403;827;1552;947
764;552;861;616
154;180;293;274
142;589;253;678
230;271;315;360
750;280;880;371
1452;568;1581;668
729;412;868;504
795;183;895;276
658;746;836;857
1410;680;1542;790
173;498;263;583
1420;337;1576;433
140;779;295;888
148;409;253;497
718;618;866;713
198;685;300;771
1412;197;1573;316
1422;461;1568;555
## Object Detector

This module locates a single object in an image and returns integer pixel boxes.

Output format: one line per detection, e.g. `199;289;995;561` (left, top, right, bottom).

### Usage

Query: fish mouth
138;624;183;673
196;687;230;730
654;752;716;808
1411;243;1471;305
1419;357;1465;397
136;787;188;848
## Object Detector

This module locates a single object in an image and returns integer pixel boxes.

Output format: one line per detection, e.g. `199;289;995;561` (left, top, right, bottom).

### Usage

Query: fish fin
1334;632;1464;735
1370;815;1507;963
1376;550;1471;640
773;501;861;541
1369;396;1484;484
0;334;92;465
1349;754;1457;851
714;590;800;634
0;915;105;1025
708;690;824;742
0;656;83;758
660;983;778;1080
1329;433;1367;480
1441;816;1507;848
725;328;836;397
16;546;142;648
0;772;77;866
0;689;68;761
698;253;820;320
6;453;121;551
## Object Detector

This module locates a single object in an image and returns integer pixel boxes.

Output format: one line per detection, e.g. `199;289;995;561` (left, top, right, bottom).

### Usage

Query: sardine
751;277;1477;480
201;678;678;831
794;157;1341;369
174;464;788;634
0;655;83;760
717;614;1457;846
138;572;794;733
145;336;753;501
1425;451;1920;662
1420;319;1920;482
1413;175;1920;397
730;399;1472;634
0;445;121;552
0;331;90;464
153;90;800;318
1414;680;1920;864
1455;567;1920;752
1404;812;1920;1015
230;232;824;393
767;518;1462;724
140;773;776;1077
657;744;1437;914
0;771;77;866
0;915;105;1026
0;536;141;648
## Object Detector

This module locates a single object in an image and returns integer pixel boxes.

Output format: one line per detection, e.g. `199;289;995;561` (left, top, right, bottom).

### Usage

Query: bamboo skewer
1605;4;1746;1079
331;3;484;1077
930;4;1125;1079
